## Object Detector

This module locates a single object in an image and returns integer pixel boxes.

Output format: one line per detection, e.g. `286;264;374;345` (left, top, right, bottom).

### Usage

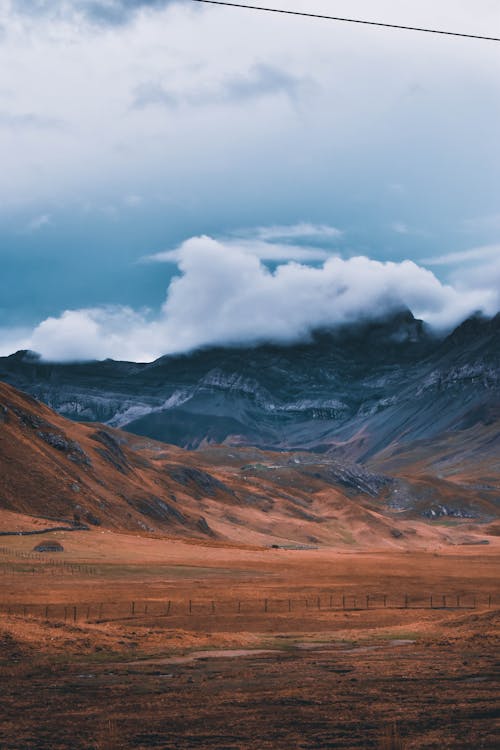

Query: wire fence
0;592;496;625
0;546;97;575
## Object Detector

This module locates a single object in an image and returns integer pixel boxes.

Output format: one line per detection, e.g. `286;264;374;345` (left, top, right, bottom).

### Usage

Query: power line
192;1;500;43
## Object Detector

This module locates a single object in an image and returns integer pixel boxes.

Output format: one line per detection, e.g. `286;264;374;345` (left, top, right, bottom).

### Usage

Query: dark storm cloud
133;64;309;109
11;1;180;25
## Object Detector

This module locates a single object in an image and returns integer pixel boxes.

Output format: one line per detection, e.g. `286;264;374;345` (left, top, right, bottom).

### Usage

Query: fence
0;546;97;575
0;592;496;625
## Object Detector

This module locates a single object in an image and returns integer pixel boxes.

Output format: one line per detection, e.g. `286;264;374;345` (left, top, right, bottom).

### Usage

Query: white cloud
10;1;178;26
422;244;500;266
12;234;499;361
0;0;498;218
144;234;333;263
132;63;309;110
29;306;159;362
422;244;500;310
252;223;342;242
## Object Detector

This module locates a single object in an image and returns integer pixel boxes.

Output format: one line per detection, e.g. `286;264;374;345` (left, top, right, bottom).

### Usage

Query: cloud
132;64;308;110
453;258;500;293
446;247;500;295
223;63;307;103
146;224;342;264
0;111;66;130
251;223;342;242
28;306;158;361
132;82;179;109
143;234;333;263
422;244;500;267
13;234;499;362
1;0;498;229
10;1;178;26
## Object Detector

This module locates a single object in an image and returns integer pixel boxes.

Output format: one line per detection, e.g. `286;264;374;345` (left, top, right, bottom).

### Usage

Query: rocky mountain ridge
1;311;499;468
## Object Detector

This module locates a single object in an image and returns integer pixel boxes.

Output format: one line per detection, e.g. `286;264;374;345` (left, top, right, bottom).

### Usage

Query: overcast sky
1;1;499;360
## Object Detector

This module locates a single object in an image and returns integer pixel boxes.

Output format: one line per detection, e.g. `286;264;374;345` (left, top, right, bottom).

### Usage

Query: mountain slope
1;381;497;547
1;312;498;470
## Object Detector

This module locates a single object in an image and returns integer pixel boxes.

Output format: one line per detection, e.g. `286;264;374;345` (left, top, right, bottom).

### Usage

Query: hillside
0;380;498;548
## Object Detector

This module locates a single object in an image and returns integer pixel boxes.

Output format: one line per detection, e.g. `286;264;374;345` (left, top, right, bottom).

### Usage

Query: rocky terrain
1;314;499;750
1;312;498;467
0;378;498;547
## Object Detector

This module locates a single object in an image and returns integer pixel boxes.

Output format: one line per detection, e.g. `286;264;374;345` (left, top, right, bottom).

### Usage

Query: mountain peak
7;350;41;363
443;311;500;348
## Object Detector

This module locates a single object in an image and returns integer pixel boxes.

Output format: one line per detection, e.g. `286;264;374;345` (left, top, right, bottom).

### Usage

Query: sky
0;0;499;360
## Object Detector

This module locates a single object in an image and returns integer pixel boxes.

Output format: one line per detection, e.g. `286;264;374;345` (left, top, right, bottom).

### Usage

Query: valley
1;532;499;749
1;311;499;749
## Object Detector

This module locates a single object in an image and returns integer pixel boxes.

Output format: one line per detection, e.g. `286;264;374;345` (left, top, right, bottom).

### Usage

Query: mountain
0;380;498;547
1;311;498;466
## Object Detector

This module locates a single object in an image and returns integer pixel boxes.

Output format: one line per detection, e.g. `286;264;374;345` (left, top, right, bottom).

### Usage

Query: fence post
342;595;346;610
189;600;192;615
430;595;433;609
73;606;77;623
166;600;171;616
237;601;241;614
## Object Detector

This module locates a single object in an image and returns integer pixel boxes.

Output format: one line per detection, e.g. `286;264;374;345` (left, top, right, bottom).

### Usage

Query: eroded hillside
0;381;498;548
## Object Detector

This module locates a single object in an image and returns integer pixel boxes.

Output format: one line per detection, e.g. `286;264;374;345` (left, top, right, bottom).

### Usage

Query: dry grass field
1;531;499;749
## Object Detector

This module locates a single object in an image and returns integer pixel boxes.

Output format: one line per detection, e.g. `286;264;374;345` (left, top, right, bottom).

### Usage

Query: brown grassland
1;530;499;750
1;380;499;748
